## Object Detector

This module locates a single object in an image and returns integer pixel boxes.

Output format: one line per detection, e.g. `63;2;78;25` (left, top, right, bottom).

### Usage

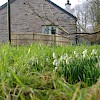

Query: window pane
42;26;58;34
45;26;49;34
51;26;56;34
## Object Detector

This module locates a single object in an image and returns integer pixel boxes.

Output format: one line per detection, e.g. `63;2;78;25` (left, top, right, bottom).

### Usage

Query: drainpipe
75;35;78;45
51;27;56;45
8;0;11;44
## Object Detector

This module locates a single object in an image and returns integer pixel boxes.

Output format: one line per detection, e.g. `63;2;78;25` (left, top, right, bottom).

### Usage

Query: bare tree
89;0;100;31
75;0;100;32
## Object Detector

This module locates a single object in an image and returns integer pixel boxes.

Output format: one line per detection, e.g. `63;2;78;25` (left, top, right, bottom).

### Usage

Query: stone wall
0;0;77;43
0;6;8;42
11;32;71;45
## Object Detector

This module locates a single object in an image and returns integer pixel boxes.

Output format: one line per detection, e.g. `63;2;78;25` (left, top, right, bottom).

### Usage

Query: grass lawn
0;43;100;100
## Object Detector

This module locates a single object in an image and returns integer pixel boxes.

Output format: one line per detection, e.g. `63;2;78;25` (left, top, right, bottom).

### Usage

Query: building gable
0;0;77;20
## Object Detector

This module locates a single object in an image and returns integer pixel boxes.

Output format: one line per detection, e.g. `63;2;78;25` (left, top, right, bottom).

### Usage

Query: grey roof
0;0;77;20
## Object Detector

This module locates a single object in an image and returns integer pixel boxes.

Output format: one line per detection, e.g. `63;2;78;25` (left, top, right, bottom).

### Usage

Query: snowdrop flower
46;57;49;62
53;59;58;66
74;51;77;55
53;53;56;59
83;54;85;58
66;59;69;64
8;73;11;77
59;55;64;62
75;54;79;58
91;49;97;55
54;67;58;71
82;49;87;58
29;57;39;65
60;55;63;60
83;49;87;55
74;51;79;58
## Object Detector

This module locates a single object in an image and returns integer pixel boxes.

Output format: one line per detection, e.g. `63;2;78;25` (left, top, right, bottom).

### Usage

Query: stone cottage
0;0;77;43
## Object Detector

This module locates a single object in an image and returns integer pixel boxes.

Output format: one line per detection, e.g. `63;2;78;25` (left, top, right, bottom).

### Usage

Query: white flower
53;59;58;66
91;49;97;55
8;73;11;77
29;57;35;65
82;49;87;58
83;49;87;55
83;54;85;58
75;54;79;58
66;59;69;64
59;55;64;62
54;67;58;71
29;57;39;65
53;53;56;59
74;51;79;58
46;57;49;62
60;56;63;60
74;51;77;55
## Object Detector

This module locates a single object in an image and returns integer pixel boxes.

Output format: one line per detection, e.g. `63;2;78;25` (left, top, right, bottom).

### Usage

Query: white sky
51;0;84;8
0;0;84;8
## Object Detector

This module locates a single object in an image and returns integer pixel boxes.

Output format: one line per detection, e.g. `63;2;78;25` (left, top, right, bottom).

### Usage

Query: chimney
65;0;71;11
65;0;74;14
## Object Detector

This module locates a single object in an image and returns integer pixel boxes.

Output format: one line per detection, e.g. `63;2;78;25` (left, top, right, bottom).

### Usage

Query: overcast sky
0;0;84;8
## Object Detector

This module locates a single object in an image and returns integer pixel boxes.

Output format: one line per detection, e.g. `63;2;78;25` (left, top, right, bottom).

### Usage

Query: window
42;25;58;34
